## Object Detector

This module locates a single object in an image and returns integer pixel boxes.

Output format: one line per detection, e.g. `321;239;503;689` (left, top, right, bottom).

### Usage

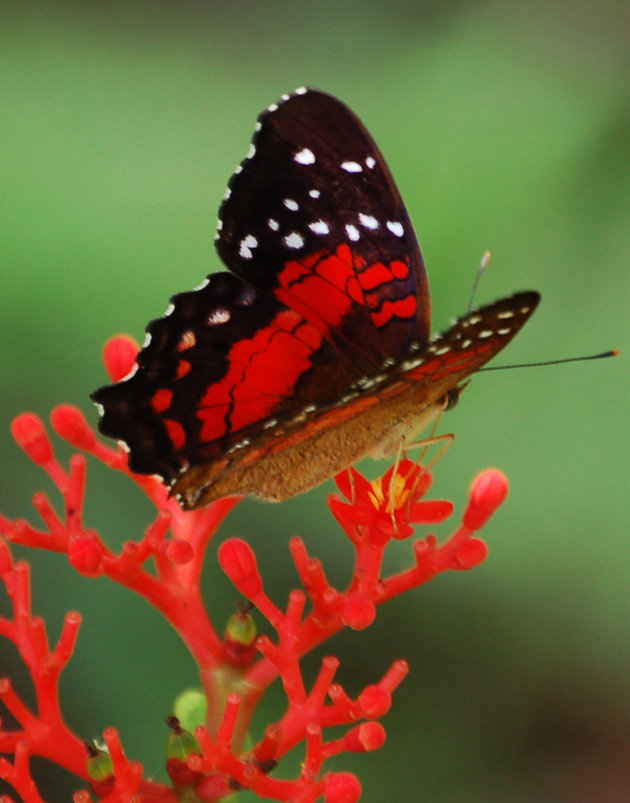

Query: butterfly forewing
216;88;430;370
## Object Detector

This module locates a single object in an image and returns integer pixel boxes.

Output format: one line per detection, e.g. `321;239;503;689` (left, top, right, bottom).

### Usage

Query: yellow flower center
368;473;410;511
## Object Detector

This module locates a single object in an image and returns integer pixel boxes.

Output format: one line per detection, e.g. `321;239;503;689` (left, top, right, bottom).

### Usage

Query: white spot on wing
268;218;280;231
309;220;330;235
386;221;404;237
341;161;362;173
295;86;307;95
345;224;360;241
478;329;494;338
267;102;278;112
223;187;231;201
309;188;321;199
284;232;304;249
365;156;376;168
247;144;256;159
207;307;230;325
400;356;425;371
228;437;252;454
164;303;175;316
359;213;379;230
142;332;152;348
294;148;315;165
119;363;139;383
284;198;299;211
239;234;258;260
193;278;210;291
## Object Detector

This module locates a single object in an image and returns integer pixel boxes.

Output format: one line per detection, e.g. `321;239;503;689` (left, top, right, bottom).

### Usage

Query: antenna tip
480;250;491;271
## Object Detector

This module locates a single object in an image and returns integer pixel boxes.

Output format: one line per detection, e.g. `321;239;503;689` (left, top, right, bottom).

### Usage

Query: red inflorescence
0;386;509;801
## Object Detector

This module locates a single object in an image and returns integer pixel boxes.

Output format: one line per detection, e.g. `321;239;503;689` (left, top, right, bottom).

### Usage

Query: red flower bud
218;538;263;597
344;722;386;752
324;772;362;803
68;535;103;576
341;597;375;630
454;537;488;570
102;335;139;382
11;413;52;465
50;405;97;451
358;685;391;718
463;470;508;530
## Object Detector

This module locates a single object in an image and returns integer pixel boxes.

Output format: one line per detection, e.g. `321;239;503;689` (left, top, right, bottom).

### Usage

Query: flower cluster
0;335;509;802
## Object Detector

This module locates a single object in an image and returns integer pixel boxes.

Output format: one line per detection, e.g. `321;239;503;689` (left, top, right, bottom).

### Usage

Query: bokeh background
1;2;628;800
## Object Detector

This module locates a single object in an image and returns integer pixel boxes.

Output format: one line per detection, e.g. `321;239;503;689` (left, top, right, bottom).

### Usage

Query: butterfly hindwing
93;271;374;481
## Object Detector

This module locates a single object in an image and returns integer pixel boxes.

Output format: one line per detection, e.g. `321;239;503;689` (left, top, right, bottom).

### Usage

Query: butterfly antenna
481;349;618;372
467;250;492;313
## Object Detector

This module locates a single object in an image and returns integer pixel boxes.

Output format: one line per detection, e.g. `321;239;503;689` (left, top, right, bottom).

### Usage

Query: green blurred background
1;2;628;800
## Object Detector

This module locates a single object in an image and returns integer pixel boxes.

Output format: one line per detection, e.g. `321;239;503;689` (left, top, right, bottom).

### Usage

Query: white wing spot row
207;307;231;325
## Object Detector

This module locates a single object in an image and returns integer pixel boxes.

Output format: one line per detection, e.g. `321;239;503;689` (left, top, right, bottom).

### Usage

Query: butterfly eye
442;388;460;411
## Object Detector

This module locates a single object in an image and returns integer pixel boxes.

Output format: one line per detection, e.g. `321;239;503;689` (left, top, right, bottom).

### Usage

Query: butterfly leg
391;408;455;525
383;435;449;529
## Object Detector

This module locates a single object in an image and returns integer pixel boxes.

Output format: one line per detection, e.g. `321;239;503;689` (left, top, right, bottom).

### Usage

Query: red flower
330;459;453;540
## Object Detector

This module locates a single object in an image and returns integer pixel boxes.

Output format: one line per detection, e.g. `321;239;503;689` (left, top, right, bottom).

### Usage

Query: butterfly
91;87;539;508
